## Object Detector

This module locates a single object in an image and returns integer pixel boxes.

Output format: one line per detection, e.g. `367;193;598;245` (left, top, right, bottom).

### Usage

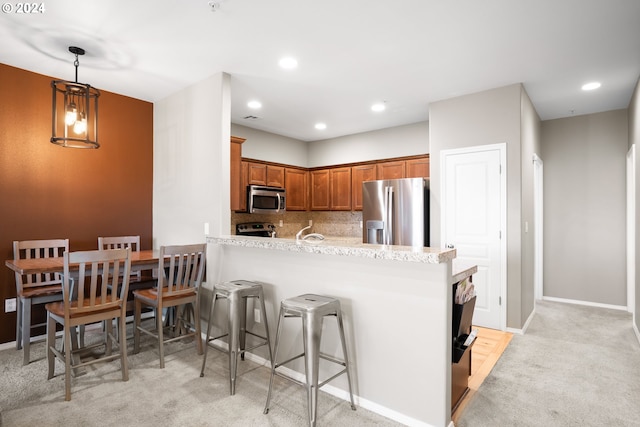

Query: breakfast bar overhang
206;235;476;427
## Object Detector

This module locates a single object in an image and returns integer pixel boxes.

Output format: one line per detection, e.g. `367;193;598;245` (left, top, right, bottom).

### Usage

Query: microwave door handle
276;193;281;213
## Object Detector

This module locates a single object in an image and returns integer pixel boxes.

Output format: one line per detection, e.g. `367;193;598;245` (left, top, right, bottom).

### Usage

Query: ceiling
1;0;639;142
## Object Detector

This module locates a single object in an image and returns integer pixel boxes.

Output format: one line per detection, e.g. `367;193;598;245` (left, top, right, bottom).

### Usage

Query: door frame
440;143;507;331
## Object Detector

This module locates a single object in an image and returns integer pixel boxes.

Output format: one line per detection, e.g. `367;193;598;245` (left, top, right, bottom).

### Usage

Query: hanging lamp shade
51;46;100;149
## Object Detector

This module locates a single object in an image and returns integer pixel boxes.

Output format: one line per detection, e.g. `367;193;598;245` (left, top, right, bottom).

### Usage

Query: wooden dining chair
45;247;132;401
133;243;205;368
98;235;157;313
13;239;69;365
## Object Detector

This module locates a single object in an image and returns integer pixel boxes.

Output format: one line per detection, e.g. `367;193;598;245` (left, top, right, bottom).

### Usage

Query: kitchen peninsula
206;235;476;427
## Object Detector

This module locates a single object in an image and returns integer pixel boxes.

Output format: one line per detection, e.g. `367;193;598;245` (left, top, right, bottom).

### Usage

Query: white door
441;144;505;330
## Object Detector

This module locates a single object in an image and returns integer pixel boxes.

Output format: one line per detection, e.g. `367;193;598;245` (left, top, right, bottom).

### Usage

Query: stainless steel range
235;222;276;237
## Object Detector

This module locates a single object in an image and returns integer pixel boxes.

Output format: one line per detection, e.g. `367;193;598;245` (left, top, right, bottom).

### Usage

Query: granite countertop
208;235;457;264
451;261;478;283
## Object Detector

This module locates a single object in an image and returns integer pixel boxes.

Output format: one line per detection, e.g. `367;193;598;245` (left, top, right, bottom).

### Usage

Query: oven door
248;186;286;213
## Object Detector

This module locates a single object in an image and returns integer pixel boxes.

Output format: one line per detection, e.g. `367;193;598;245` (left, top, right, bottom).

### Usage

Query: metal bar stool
200;280;273;395
264;294;356;426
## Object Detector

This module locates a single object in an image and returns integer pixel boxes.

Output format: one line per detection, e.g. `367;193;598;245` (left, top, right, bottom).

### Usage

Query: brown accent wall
0;63;153;344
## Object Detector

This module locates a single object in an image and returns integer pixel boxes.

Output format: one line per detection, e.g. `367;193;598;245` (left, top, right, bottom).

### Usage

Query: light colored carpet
456;300;640;427
0;321;402;427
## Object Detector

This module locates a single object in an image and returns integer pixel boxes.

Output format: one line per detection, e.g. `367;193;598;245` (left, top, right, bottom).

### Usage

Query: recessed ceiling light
315;123;327;130
371;102;386;112
581;82;601;91
279;57;298;69
247;100;262;109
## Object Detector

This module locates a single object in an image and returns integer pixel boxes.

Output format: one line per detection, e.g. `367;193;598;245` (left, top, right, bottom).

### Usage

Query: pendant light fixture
51;46;100;148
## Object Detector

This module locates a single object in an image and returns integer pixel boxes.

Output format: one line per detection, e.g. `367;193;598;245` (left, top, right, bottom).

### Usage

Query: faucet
296;225;325;242
296;225;312;241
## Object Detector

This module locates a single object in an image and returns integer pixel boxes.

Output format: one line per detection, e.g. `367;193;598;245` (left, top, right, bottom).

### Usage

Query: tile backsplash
231;211;363;239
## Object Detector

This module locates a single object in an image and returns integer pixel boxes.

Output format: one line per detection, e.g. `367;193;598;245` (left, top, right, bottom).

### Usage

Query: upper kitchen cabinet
230;136;246;212
247;162;285;188
310;170;330;210
377;160;405;180
406;156;430;178
331;167;352;210
285;167;308;211
352;164;377;211
266;165;285;187
310;167;352;211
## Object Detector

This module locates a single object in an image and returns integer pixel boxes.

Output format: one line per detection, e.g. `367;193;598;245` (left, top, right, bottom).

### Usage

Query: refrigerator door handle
385;186;394;245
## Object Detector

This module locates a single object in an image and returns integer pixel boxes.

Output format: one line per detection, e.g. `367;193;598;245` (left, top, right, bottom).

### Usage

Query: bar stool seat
200;280;273;395
264;294;356;426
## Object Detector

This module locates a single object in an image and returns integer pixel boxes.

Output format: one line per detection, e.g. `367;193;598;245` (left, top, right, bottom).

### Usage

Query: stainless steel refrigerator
362;177;429;246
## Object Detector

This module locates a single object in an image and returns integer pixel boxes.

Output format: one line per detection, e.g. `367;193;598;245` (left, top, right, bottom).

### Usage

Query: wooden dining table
5;249;165;276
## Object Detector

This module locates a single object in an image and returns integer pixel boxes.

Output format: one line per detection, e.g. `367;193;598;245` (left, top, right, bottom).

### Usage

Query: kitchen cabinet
351;164;377;211
247;162;267;186
247;162;285;188
230;136;246;211
310;167;351;211
331;167;352;210
406;156;430;178
239;161;249;211
235;153;429;212
377;160;405;180
266;165;285;187
285;168;308;211
310;170;330;210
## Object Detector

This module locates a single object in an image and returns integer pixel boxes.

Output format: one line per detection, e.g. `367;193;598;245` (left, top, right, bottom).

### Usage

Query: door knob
446;244;455;249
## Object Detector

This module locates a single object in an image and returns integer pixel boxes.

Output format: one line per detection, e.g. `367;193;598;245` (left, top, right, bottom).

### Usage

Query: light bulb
73;113;87;134
65;102;77;126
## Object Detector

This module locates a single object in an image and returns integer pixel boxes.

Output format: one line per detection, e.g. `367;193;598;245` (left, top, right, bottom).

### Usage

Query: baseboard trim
633;319;640;345
242;351;437;427
542;296;628;311
505;305;536;335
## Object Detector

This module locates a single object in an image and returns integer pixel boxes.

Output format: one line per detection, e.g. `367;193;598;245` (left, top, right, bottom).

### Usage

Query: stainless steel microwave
247;185;286;213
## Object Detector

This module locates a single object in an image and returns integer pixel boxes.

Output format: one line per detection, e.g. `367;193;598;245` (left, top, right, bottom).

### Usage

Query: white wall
307;121;429;167
231;123;308;167
231;121;429;168
541;110;628;306
429;84;529;329
153;72;231;247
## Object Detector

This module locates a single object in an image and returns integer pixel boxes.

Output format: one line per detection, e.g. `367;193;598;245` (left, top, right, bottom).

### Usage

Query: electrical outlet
5;298;16;313
279;220;283;227
309;219;313;227
254;308;261;323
